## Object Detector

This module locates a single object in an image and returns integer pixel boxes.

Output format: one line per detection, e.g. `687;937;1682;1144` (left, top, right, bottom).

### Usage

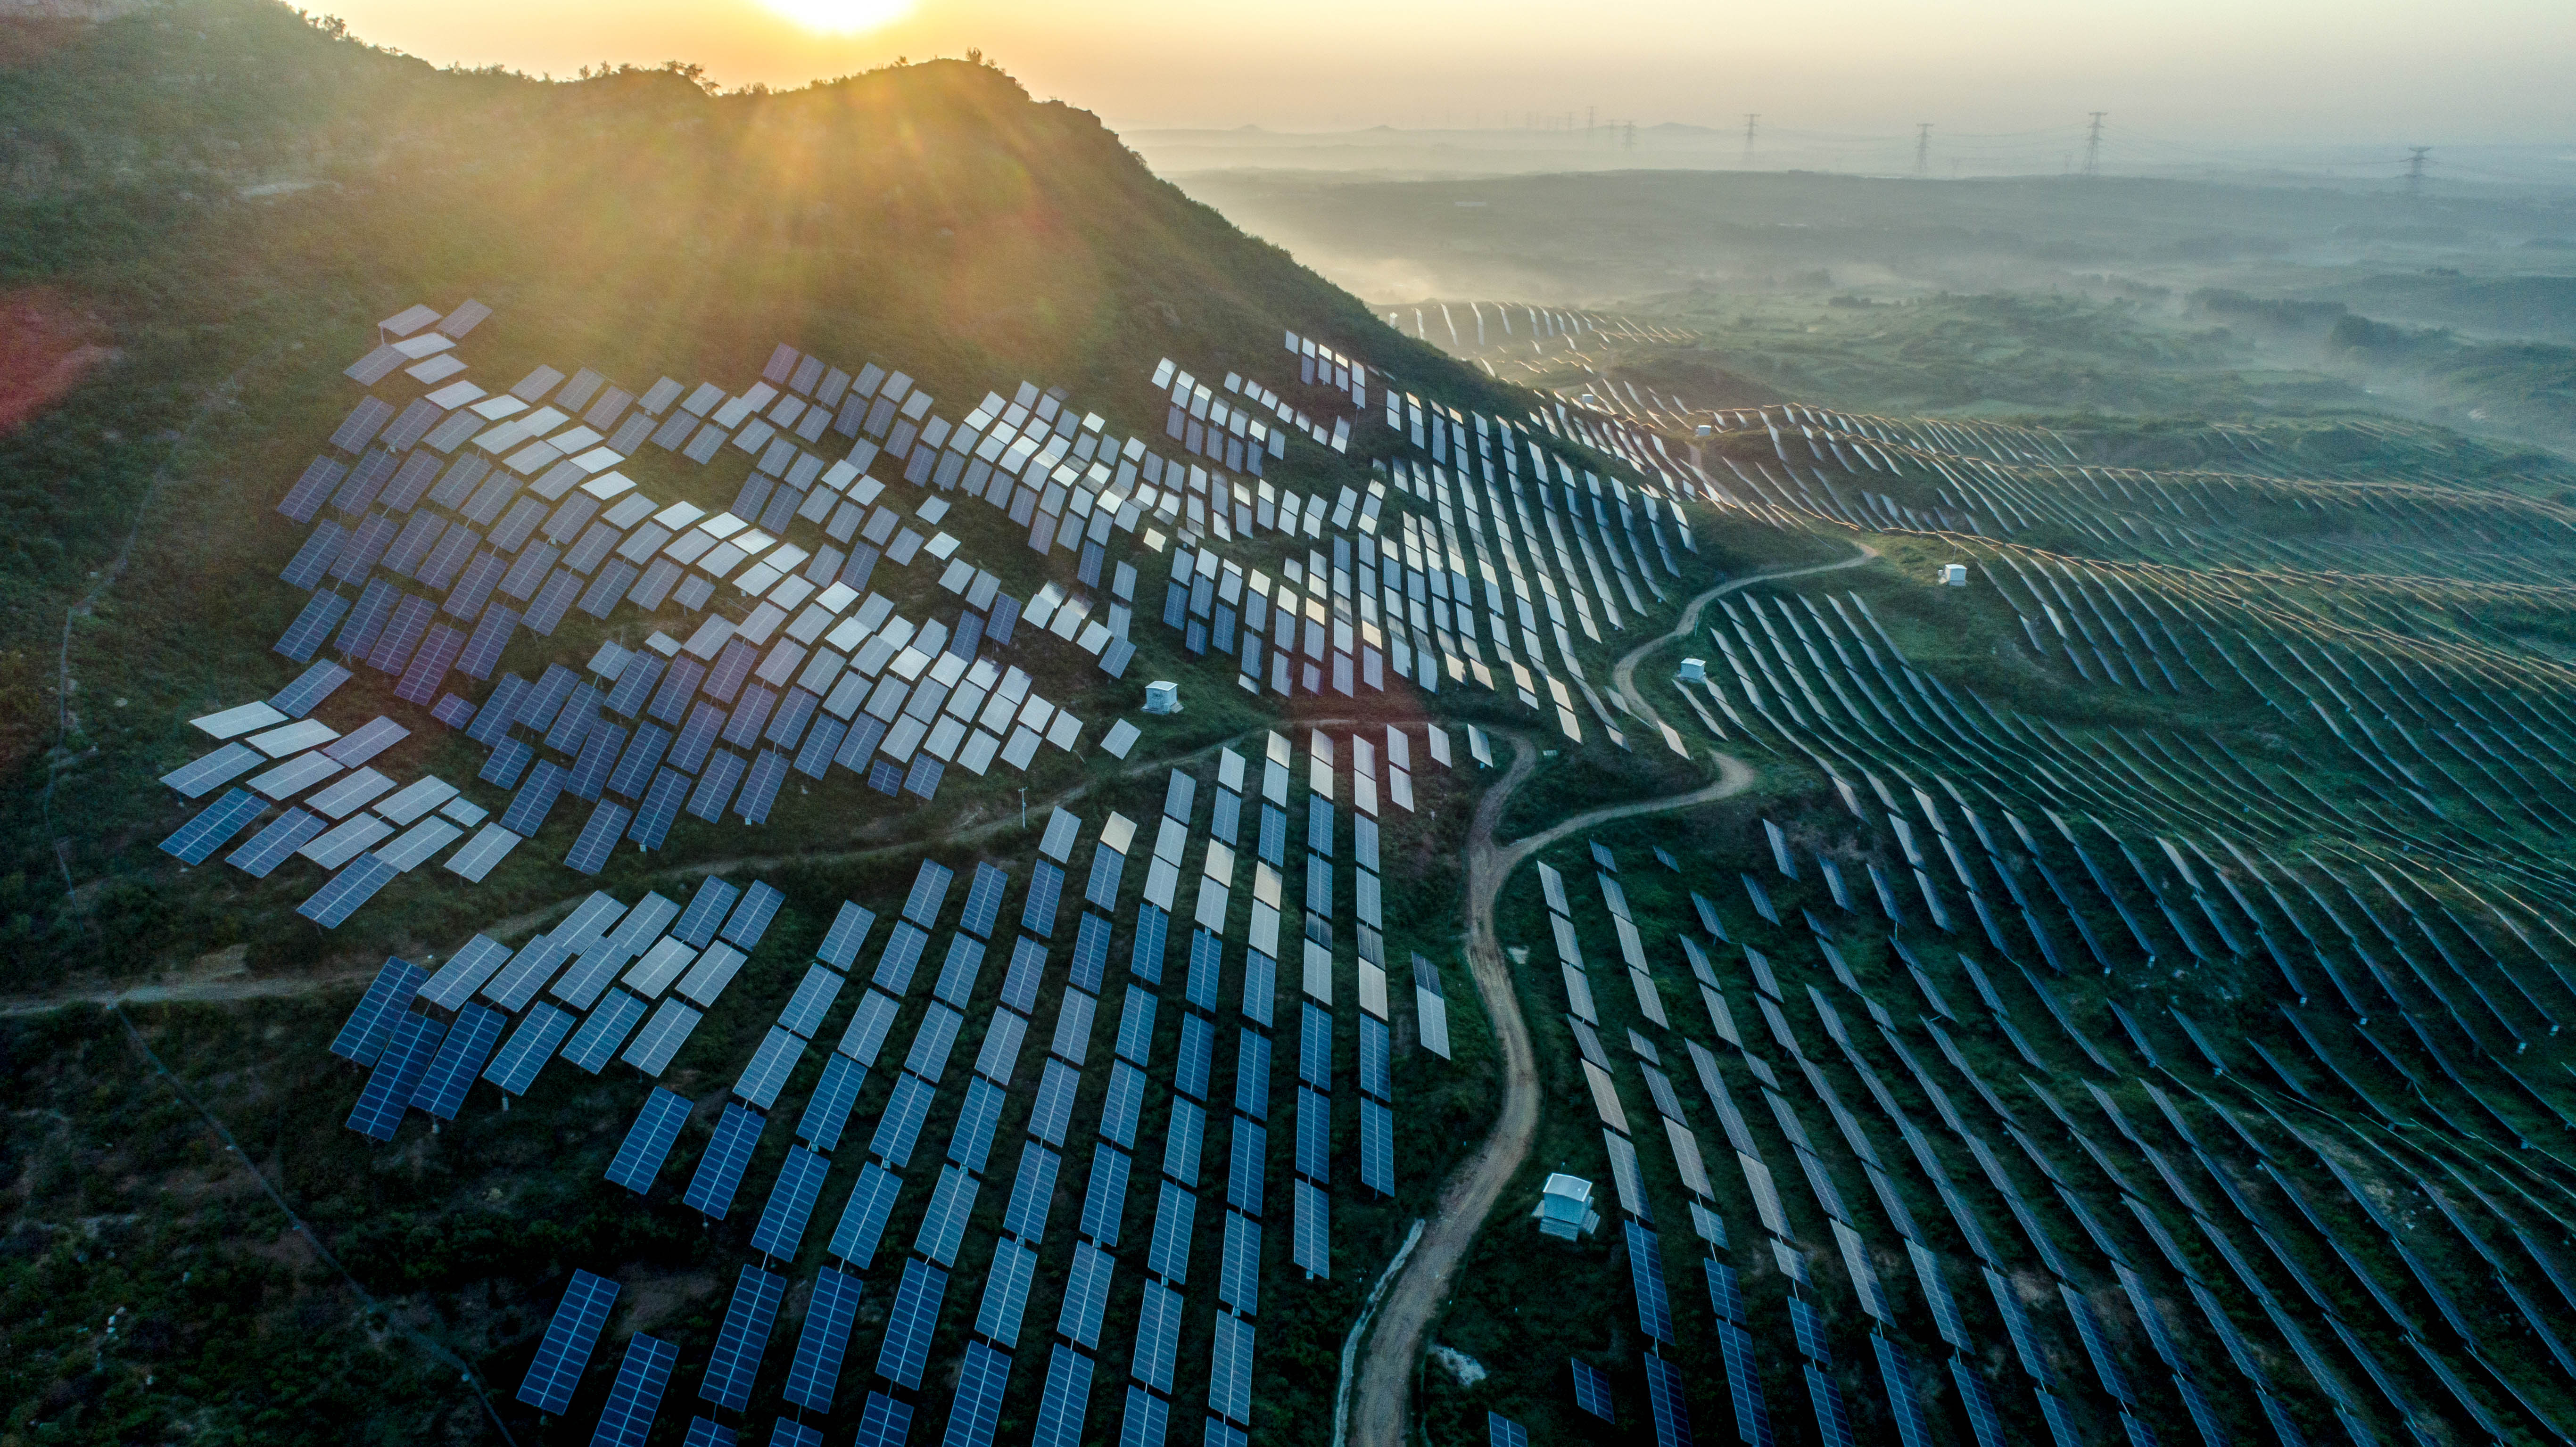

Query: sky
319;0;2576;148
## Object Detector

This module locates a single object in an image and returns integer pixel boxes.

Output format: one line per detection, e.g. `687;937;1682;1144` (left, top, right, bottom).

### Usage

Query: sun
755;0;915;34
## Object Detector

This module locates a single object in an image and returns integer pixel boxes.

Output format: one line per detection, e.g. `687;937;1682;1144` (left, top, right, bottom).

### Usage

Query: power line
2405;145;2433;198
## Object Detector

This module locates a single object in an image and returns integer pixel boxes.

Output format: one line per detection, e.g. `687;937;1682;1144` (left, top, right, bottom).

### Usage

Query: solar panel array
518;1269;619;1414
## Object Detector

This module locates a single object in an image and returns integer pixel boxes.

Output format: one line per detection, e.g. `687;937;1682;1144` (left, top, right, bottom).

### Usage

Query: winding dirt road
1343;541;1876;1447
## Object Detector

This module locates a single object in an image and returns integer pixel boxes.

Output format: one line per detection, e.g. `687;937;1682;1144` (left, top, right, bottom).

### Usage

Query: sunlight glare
755;0;915;35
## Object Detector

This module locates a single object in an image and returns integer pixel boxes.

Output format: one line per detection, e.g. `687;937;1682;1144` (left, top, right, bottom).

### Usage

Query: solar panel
746;1145;830;1262
974;1236;1038;1348
1299;1004;1330;1088
603;1088;693;1195
1058;1241;1114;1349
1804;1364;1853;1447
620;997;706;1078
1080;1143;1132;1247
949;1341;1012;1447
1642;1353;1693;1447
1122;1385;1170;1447
347;1011;443;1140
1208;1313;1255;1425
669;875;742;942
1177;1015;1215;1103
955;862;1008;939
932;937;988;1009
1569;1358;1615;1421
1024;860;1066;938
1101;1061;1146;1151
562;989;651;1074
902;859;956;927
1003;1141;1061;1242
483;1003;575;1094
1065;912;1114;992
1204;1419;1248;1447
799;1053;867;1152
1030;1058;1082;1147
565;800;631;875
1787;1297;1831;1365
1871;1337;1932;1447
949;1077;1006;1176
300;854;400;928
874;921;931;995
1906;1241;1966;1348
1359;1099;1393;1195
781;1266;862;1412
876;1257;950;1389
1033;1345;1096;1447
1227;1120;1267;1216
1952;1360;2003;1447
518;1269;619;1413
1486;1413;1530;1447
699;1266;788;1413
1357;1015;1389;1100
1132;1278;1183;1394
593;1333;680;1447
735;1026;807;1110
1219;1211;1260;1316
681;1419;738;1447
1235;1033;1271;1120
331;957;429;1064
871;1072;936;1167
1295;1087;1329;1181
830;1162;905;1270
915;1164;982;1268
722;880;784;948
163;788;269;864
1625;1224;1676;1346
411;1003;504;1119
684;1102;768;1218
803;901;878;973
1291;1177;1329;1277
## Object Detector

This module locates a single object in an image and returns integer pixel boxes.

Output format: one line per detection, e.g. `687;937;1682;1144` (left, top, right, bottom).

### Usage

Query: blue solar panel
948;1340;1011;1447
799;1052;867;1152
1294;1086;1329;1181
949;1077;1006;1176
1080;1144;1131;1248
1124;904;1165;987
1001;936;1049;1014
347;1011;443;1140
1101;1061;1146;1151
829;1161;905;1270
1148;1180;1196;1284
682;1419;738;1447
675;875;739;947
606;1088;692;1194
776;964;846;1041
1032;1345;1095;1447
331;957;429;1064
1070;913;1115;992
518;1269;620;1413
1227;1120;1267;1216
902;755;943;799
914;1164;981;1268
1788;1298;1831;1365
1358;1015;1389;1099
1030;1058;1081;1147
700;1266;788;1413
684;1102;768;1218
1952;1360;2002;1447
1122;1386;1170;1447
1641;1353;1693;1447
1359;1098;1393;1195
1257;805;1286;865
566;721;627;803
1569;1359;1615;1421
957;862;1009;939
1298;1005;1330;1088
839;989;901;1066
1085;846;1126;912
974;1237;1037;1348
163;788;268;864
817;900;879;970
1057;1241;1113;1349
1234;1032;1271;1120
1872;1337;1932;1447
594;1332;679;1447
301;853;399;928
751;1146;833;1260
1177;1016;1215;1102
782;1266;862;1412
1163;1101;1206;1192
1805;1364;1853;1447
1625;1224;1676;1346
1486;1414;1530;1447
1131;1278;1183;1394
1114;987;1159;1067
1023;860;1066;938
874;921;931;995
484;1003;575;1094
721;880;784;948
902;859;955;926
1219;1210;1260;1315
500;759;568;836
629;768;691;850
932;937;988;1009
1186;929;1221;1011
855;1392;914;1447
1291;1178;1329;1277
562;989;651;1074
877;1257;950;1389
274;589;350;660
565;800;631;874
411;1003;504;1119
1207;1313;1254;1426
226;805;325;877
870;1073;935;1167
735;1026;808;1110
1003;1142;1061;1243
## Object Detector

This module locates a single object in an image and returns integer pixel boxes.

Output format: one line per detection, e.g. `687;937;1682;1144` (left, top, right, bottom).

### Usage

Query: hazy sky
322;0;2576;146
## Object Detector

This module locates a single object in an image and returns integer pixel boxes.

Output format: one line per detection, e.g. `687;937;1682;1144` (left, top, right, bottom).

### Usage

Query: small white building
1534;1173;1601;1240
1676;657;1708;682
1143;681;1182;715
1940;563;1968;587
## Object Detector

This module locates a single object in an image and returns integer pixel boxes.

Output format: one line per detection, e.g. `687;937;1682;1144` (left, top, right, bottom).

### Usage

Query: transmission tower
2083;112;2106;176
1915;123;1932;176
2405;146;2432;198
1587;105;1596;143
1742;113;1759;167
